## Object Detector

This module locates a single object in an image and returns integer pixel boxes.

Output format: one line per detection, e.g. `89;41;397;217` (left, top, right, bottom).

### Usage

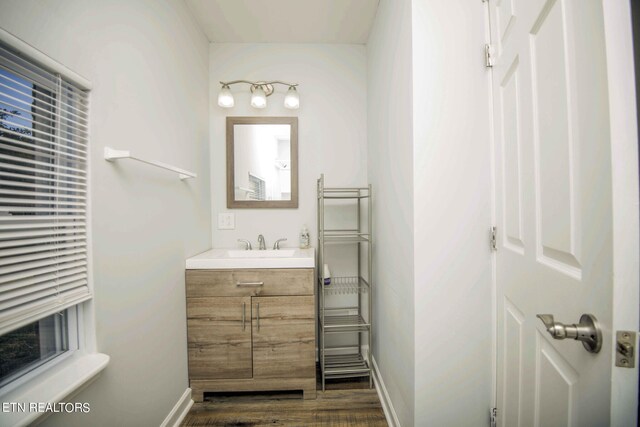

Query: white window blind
0;42;90;336
248;173;266;201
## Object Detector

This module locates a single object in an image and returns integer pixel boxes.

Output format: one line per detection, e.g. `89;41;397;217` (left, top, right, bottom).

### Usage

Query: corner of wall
366;0;416;425
410;0;493;425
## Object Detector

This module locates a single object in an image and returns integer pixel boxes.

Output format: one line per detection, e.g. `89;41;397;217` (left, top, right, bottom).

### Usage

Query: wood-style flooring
181;375;388;427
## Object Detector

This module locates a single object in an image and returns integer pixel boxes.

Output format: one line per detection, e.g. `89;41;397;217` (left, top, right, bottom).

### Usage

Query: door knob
536;313;602;353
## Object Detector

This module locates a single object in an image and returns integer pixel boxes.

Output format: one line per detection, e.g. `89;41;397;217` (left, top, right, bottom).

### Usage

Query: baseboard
372;357;401;427
160;387;193;427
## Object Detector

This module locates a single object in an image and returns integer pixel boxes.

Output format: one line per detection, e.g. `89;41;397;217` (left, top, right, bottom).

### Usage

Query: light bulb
284;86;299;109
217;85;234;108
251;86;267;109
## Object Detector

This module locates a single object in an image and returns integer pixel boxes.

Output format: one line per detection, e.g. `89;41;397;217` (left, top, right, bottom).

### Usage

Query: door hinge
490;226;497;251
485;44;494;68
490;407;497;427
615;331;636;368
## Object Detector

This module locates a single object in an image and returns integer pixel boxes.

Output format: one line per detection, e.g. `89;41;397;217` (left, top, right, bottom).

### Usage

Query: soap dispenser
299;225;310;249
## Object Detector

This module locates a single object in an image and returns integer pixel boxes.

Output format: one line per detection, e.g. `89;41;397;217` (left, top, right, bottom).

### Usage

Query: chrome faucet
257;234;266;250
238;239;252;250
273;238;287;250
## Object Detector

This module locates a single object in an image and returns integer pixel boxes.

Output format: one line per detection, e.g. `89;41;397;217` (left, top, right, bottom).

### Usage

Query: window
0;40;90;389
0;310;74;388
248;173;266;200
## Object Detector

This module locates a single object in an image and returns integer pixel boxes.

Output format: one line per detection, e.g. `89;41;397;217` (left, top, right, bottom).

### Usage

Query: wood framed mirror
226;117;298;208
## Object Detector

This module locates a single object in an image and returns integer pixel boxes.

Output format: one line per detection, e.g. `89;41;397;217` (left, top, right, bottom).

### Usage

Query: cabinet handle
242;302;246;331
257;303;260;332
236;281;264;287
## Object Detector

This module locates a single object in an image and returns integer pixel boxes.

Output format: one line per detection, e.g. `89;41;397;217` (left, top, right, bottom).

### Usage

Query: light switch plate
217;213;235;230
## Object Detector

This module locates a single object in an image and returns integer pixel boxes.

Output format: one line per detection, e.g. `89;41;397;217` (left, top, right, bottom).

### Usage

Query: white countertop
185;247;316;269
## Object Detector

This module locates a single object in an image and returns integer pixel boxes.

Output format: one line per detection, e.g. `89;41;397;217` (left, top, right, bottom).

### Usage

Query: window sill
0;352;109;427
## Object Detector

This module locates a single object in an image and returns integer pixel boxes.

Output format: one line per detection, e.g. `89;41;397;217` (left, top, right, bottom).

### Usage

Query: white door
489;0;633;425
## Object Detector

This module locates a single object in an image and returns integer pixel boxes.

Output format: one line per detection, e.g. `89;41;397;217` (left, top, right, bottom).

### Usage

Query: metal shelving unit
317;174;372;390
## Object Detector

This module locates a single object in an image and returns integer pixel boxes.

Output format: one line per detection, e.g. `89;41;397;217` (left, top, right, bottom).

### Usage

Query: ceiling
184;0;379;44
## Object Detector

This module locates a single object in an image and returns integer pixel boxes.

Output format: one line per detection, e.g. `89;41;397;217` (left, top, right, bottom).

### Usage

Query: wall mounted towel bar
104;147;196;180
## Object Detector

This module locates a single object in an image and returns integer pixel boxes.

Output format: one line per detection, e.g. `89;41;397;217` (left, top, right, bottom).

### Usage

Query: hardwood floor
181;375;388;427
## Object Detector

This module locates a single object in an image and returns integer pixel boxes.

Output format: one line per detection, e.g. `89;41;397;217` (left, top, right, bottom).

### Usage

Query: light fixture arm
220;80;298;88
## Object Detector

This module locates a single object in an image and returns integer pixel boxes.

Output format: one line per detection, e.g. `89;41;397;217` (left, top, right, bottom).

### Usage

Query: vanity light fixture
250;84;267;109
217;80;300;109
218;85;234;108
284;86;300;109
217;84;234;108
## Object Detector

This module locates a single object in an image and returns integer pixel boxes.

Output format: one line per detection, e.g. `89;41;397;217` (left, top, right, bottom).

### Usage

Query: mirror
226;117;298;208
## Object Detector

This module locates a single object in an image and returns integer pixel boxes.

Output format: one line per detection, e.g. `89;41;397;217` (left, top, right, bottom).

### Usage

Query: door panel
497;0;516;43
252;296;315;379
531;0;582;275
187;296;252;379
535;335;578;426
503;298;524;426
490;0;613;425
501;55;525;253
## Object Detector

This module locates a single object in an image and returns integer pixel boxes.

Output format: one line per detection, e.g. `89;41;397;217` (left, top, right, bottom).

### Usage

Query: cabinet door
252;296;315;379
187;296;252;379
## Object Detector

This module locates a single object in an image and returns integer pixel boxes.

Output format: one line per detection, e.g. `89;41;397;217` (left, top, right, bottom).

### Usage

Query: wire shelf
320;276;369;295
320;314;370;332
319;194;371;200
321;234;370;244
317;186;371;200
323;353;371;378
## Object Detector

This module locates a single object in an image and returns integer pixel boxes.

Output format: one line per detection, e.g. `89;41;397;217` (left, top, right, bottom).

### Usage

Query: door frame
602;1;640;425
486;0;640;425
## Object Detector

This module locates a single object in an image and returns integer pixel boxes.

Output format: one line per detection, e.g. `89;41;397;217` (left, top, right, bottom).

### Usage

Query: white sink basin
186;247;315;269
227;249;296;258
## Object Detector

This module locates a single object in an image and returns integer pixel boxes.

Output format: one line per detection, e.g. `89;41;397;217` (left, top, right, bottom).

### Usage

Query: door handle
236;281;264;287
536;313;602;353
256;303;260;332
242;302;246;331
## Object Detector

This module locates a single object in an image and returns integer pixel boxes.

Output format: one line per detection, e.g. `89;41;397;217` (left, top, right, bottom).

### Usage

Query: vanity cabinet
185;268;316;401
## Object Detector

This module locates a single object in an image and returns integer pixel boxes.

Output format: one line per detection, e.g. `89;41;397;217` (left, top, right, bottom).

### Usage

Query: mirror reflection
226;117;298;208
234;124;291;201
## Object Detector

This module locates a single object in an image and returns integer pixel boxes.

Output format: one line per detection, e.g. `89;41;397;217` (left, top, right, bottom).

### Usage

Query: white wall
367;0;493;425
366;0;416;425
209;43;367;248
0;1;211;426
412;0;493;425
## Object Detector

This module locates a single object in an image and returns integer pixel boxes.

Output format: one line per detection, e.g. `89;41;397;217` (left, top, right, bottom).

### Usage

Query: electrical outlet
217;213;235;230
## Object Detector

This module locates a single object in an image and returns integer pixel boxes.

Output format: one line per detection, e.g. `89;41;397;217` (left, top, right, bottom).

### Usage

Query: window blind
0;42;90;336
248;173;266;201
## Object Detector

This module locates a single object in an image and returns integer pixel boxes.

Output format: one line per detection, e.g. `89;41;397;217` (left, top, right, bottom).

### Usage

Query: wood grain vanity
185;267;316;401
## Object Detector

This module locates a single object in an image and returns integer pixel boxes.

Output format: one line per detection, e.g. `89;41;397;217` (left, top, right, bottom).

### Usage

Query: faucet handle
237;239;252;250
273;238;287;250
